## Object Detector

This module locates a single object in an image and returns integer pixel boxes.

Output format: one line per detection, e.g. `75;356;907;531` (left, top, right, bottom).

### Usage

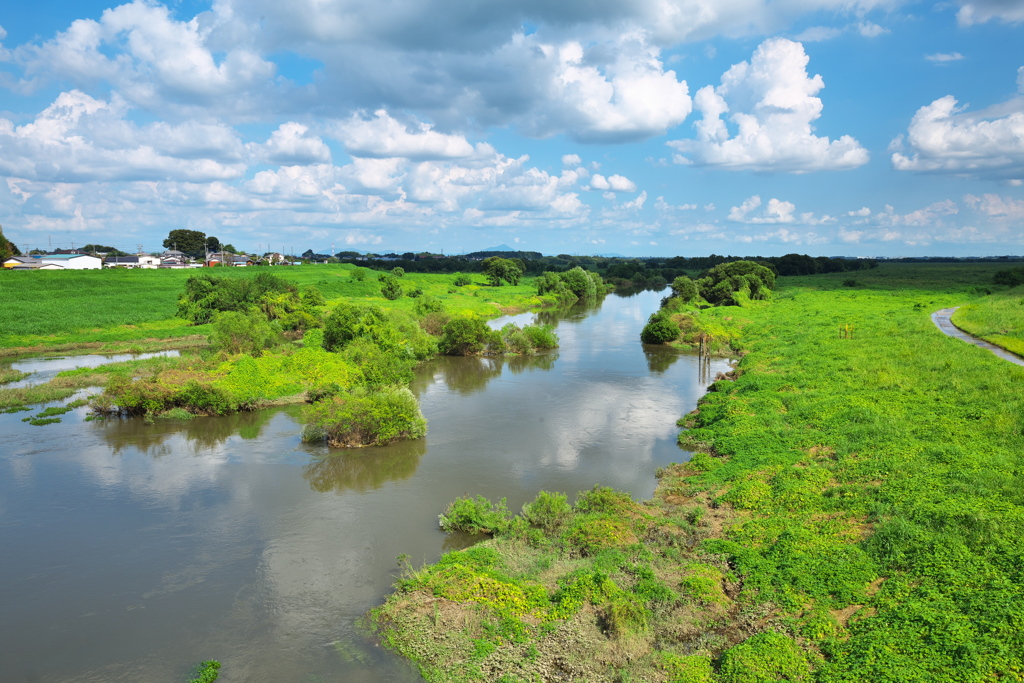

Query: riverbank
950;285;1024;357
372;269;1024;682
0;266;553;357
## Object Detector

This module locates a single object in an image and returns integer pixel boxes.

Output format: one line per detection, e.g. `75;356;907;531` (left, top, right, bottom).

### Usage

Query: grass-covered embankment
0;266;551;355
951;285;1024;356
372;266;1024;682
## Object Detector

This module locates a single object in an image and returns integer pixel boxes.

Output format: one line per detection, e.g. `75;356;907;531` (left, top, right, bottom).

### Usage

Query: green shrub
566;516;638;555
641;311;681;343
718;633;810;683
209;310;279;356
560;266;598;299
414;295;444;316
302;328;325;349
453;272;471;286
380;275;403;300
521;324;558;350
187;660;221;683
438;495;512;535
671;276;699;302
438;316;492;355
176;272;296;324
522;491;572;533
301;386;427;447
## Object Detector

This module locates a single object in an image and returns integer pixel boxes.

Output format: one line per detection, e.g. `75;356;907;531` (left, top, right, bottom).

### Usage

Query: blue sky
0;0;1022;257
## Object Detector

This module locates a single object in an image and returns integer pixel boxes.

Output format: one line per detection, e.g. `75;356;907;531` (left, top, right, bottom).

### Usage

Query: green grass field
950;285;1024;356
0;265;547;354
373;262;1024;683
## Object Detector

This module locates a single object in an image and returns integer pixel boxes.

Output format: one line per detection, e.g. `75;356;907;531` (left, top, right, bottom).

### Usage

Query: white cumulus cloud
667;38;868;172
589;174;637;192
0;90;246;182
332;110;476;160
890;81;1024;180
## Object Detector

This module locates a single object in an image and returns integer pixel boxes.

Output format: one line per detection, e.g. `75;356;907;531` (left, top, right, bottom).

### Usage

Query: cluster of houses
2;249;276;271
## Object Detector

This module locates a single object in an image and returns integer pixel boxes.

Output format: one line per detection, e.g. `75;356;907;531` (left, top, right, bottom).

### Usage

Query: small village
2;249;298;270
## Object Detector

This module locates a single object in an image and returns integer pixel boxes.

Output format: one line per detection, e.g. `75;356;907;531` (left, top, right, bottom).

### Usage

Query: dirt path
931;307;1024;367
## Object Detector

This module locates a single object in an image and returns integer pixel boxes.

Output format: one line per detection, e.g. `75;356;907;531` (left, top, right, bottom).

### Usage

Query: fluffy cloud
589;174;637;192
956;0;1024;25
533;37;692;143
259;123;332;165
0;90;246;182
332;110;477;160
964;193;1024;220
667;39;868;172
727;195;795;223
13;1;275;112
890;81;1024;180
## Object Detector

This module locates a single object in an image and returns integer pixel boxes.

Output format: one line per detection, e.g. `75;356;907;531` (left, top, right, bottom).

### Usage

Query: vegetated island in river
371;261;1024;683
1;264;610;444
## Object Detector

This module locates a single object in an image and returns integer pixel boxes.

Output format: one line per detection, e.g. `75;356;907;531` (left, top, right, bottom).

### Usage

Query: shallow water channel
0;290;730;683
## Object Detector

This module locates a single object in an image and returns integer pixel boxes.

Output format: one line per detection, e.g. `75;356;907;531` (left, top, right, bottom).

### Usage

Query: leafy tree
351;267;368;281
482;257;523;286
698;260;776;306
163;229;207;257
453;272;471;286
0;226;19;262
670;275;699;302
640;311;680;344
206;236;221;253
176;272;297;324
560;266;598;299
221;243;237;254
438;316;494;355
391;266;405;278
209;310;279;356
380;275;403;300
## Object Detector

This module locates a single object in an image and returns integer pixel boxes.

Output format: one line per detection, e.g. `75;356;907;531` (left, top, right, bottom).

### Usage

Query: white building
40;254;102;270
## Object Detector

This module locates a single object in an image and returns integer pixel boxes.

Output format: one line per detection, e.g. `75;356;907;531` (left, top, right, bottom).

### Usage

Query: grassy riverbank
0;266;549;356
951;285;1024;356
372;264;1024;682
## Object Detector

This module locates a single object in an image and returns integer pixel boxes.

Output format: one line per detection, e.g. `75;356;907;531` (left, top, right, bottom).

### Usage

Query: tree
163;229;207;257
221;244;237;254
0;226;20;262
698;260;776;306
206;236;221;253
380;276;403;300
481;257;523;286
670;276;699;302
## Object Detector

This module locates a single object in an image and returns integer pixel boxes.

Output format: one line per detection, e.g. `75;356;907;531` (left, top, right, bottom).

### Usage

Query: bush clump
301;387;427;447
641;310;681;344
209;310;280;356
439;495;512;535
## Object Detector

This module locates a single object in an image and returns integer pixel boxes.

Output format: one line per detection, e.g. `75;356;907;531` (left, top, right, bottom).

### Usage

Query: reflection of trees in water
303;437;426;493
644;346;684;375
417;353;559;395
91;408;288;455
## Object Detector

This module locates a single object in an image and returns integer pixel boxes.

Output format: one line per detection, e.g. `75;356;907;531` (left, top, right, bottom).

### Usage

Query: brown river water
0;290;730;682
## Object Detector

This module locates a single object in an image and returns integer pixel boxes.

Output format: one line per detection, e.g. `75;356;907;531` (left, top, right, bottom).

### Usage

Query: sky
0;0;1022;258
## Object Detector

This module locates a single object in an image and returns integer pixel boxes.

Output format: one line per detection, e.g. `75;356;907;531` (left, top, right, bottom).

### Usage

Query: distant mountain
482;244;516;252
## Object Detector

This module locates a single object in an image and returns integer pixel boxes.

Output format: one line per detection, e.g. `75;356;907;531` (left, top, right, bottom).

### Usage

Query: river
0;289;730;682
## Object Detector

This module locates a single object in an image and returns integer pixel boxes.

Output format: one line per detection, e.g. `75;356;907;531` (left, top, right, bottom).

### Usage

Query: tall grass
373;266;1024;683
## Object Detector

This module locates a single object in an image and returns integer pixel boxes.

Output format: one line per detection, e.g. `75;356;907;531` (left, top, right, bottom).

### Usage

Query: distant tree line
334;251;878;286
